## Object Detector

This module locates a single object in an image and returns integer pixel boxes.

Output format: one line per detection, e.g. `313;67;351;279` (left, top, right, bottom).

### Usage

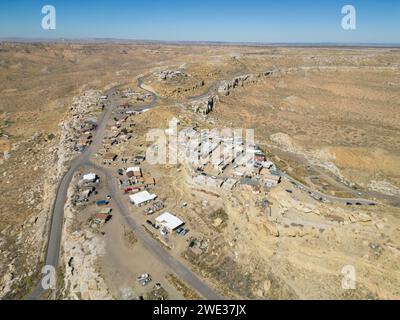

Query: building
127;167;142;178
222;178;238;191
143;177;156;187
206;177;223;188
155;212;184;232
240;178;260;187
99;208;112;215
82;173;97;183
93;213;111;225
261;161;274;169
254;153;266;162
200;141;219;158
193;175;207;185
233;166;249;177
103;153;117;163
129;191;157;207
264;174;281;187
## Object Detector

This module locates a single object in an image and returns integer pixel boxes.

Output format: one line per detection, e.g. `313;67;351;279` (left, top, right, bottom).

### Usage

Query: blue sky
0;0;399;43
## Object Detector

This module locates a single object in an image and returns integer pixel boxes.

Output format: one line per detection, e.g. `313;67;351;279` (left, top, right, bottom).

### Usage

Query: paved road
26;85;120;299
27;76;222;300
281;172;378;206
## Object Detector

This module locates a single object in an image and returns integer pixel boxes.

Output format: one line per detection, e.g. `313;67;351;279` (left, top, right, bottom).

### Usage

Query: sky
0;0;399;43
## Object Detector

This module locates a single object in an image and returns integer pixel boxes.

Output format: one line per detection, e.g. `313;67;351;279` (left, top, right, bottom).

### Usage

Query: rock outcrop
189;95;219;115
218;71;273;96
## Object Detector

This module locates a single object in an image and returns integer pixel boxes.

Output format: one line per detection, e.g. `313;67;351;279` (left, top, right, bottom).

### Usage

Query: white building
155;212;184;231
127;167;142;177
82;173;97;183
264;174;281;187
261;161;274;169
129;191;157;206
222;178;238;191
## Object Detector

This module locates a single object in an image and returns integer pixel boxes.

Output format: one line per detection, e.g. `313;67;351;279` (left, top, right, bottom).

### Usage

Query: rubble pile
189;95;219;115
59;90;103;161
157;69;189;81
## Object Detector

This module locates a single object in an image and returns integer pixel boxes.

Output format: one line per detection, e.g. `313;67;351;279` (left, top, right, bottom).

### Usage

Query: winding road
281;172;377;206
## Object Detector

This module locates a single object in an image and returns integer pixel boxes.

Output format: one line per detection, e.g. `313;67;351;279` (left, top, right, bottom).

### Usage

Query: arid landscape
0;42;399;300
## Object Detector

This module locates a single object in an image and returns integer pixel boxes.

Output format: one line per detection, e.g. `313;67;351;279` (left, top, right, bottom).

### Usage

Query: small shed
103;153;117;163
127;167;142;178
93;213;111;224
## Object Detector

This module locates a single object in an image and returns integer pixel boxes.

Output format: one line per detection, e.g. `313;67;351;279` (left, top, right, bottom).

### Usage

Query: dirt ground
1;43;399;299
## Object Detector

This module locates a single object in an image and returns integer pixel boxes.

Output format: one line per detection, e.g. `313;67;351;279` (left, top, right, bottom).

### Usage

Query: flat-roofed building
155;212;184;232
129;191;157;207
127;167;142;178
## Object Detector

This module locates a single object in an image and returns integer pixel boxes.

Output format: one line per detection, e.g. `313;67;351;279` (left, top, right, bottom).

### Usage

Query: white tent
82;173;96;182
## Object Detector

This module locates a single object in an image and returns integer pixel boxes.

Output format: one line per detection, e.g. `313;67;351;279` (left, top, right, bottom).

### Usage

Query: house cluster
175;127;281;193
74;172;113;227
103;112;136;151
120;166;157;195
63;90;106;153
112;161;188;238
74;173;100;205
76;117;98;151
100;103;150;165
128;188;187;237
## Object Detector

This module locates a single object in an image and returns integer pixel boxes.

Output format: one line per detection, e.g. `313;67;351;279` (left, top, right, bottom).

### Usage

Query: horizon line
1;37;400;48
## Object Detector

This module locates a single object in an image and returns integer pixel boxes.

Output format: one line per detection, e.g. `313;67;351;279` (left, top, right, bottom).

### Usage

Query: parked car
137;274;152;286
178;229;189;236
